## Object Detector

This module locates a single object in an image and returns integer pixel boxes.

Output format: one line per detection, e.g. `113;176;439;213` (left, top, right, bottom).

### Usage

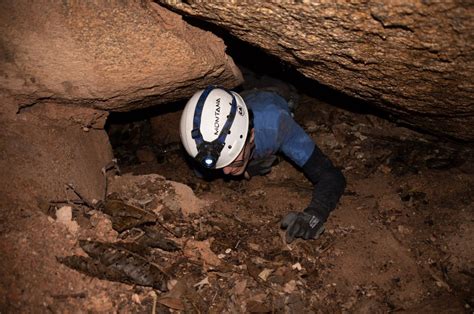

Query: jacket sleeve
302;144;346;222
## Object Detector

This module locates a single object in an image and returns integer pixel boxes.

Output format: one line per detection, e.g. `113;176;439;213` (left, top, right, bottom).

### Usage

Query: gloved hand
281;211;325;243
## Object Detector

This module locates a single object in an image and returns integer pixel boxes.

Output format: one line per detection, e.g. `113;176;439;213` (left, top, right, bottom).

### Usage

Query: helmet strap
191;86;238;168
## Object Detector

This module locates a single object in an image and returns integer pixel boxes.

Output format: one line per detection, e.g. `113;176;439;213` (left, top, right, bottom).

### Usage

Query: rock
283;280;297;294
88;213;119;242
183;239;222;268
167;181;208;217
150;110;182;146
0;98;113;209
55;206;79;235
0;1;242;111
136;148;156;163
159;1;474;140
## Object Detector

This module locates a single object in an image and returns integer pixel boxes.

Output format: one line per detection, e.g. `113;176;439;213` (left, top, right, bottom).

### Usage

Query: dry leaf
183;239;221;267
131;293;141;304
234;279;247;295
283;280;297;294
58;240;169;291
103;200;156;232
248;243;261;251
158;279;188;310
167;279;178;291
157;297;185;310
258;268;273;281
193;276;210;289
246;300;271;313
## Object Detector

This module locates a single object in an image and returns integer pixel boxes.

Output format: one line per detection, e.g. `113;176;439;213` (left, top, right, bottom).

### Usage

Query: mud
1;90;473;312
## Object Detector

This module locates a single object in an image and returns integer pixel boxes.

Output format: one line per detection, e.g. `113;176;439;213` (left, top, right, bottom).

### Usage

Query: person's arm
281;145;346;243
302;144;346;222
277;112;346;243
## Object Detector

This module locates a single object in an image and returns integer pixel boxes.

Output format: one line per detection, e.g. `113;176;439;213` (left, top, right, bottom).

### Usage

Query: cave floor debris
1;94;473;312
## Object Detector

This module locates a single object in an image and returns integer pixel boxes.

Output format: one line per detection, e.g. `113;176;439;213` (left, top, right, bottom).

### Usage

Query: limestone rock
0;1;242;111
159;1;474;141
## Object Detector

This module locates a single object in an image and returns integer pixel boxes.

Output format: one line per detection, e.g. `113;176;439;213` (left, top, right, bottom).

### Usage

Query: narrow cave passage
2;2;473;312
104;31;474;311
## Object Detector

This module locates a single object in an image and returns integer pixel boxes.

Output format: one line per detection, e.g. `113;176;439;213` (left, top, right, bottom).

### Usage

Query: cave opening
106;22;468;182
3;2;473;312
103;22;473;311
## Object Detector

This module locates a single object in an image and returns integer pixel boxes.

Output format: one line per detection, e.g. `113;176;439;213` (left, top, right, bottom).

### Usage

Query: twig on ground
149;290;157;314
428;269;451;291
65;183;95;209
154;219;180;238
102;158;120;201
51;292;87;299
318;238;337;255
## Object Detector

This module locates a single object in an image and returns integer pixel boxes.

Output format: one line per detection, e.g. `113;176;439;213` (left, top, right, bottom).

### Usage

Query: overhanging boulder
0;1;242;111
159;1;474;141
0;1;243;207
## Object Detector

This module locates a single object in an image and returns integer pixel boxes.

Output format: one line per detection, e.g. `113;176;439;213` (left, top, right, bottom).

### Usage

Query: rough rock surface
0;96;113;209
159;1;474;141
0;1;242;112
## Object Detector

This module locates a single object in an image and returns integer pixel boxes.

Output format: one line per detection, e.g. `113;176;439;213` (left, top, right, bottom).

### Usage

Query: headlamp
195;141;223;169
202;156;216;168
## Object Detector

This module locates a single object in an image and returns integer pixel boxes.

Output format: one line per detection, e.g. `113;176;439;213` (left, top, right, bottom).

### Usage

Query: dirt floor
1;88;473;312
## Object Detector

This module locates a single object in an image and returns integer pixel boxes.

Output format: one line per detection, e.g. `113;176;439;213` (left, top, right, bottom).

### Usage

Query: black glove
281;211;325;244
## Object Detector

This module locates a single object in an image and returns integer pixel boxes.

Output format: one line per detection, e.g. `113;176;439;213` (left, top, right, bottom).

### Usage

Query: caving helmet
180;86;250;169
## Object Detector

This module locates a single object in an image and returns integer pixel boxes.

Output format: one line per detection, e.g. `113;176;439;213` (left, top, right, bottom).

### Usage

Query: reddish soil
1;93;473;313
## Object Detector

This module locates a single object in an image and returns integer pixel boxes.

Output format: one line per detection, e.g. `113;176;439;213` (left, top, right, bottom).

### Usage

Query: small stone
291;263;302;271
225;248;232;254
397;225;412;235
131;293;141;304
55;206;79;234
283;280;297;294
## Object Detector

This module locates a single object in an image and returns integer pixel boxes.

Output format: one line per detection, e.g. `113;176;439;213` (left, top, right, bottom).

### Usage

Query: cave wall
0;97;113;209
159;1;474;141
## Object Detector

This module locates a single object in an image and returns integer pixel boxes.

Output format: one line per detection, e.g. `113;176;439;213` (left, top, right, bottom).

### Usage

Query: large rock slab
0;96;113;210
159;1;474;141
0;1;242;112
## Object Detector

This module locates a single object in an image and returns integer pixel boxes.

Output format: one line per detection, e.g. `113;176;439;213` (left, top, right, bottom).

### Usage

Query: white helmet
180;86;249;169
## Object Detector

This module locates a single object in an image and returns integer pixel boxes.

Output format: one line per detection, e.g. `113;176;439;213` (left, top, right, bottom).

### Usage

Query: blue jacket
243;91;314;167
243;90;346;221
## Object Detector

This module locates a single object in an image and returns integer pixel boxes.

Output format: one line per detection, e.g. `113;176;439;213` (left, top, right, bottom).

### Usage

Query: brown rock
136;148;157;163
0;1;242;111
159;1;474;140
0;97;113;209
150;110;182;146
166;181;207;217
